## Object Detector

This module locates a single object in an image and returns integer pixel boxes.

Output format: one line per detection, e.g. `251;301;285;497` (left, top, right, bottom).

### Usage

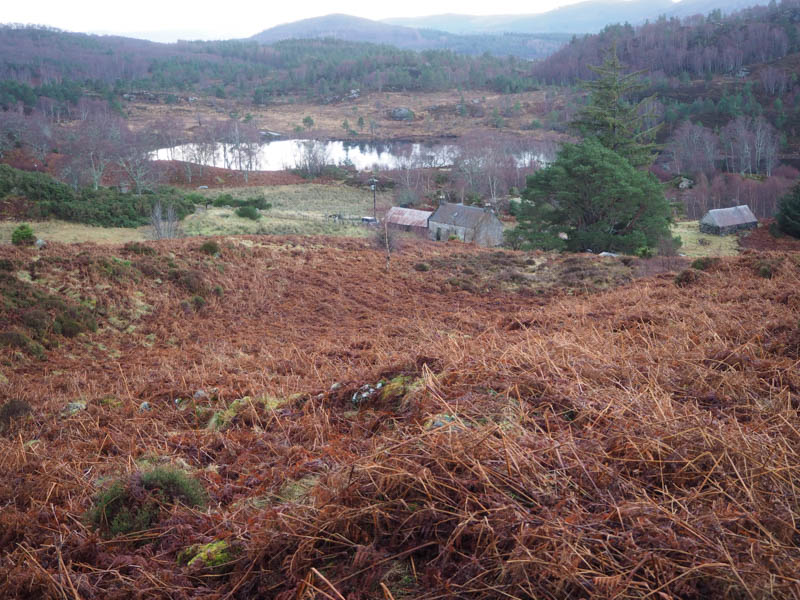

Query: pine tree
570;44;660;167
511;140;674;255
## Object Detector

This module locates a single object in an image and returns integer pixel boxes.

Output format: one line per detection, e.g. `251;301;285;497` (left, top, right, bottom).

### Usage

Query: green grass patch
0;220;149;245
183;207;371;238
671;221;739;258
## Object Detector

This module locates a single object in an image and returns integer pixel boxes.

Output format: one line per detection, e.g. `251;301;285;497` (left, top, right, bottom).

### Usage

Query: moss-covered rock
277;474;319;503
423;414;461;430
379;376;423;404
206;397;250;431
206;396;287;431
178;540;236;572
61;400;87;417
100;396;122;409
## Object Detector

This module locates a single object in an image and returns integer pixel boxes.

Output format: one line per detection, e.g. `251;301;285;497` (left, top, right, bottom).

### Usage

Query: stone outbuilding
699;205;758;235
428;203;505;247
384;207;433;235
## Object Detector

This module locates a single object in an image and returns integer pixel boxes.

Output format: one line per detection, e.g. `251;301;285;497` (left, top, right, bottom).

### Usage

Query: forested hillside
0;24;544;108
534;1;800;83
522;0;800;218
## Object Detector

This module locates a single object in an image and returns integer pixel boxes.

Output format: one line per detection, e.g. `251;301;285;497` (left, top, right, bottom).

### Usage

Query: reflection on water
153;139;552;172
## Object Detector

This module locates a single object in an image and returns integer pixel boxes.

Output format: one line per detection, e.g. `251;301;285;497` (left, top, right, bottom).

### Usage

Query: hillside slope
251;13;430;46
1;237;799;598
533;1;800;83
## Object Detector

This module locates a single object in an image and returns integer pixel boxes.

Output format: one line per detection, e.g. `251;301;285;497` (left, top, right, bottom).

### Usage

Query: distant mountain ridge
383;0;770;34
249;14;570;59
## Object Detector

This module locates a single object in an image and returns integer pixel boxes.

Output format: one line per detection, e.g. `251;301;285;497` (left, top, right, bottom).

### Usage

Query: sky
3;0;636;42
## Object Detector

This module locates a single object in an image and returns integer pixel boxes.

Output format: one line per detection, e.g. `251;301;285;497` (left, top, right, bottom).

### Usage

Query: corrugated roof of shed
385;207;433;228
429;203;491;229
700;205;758;228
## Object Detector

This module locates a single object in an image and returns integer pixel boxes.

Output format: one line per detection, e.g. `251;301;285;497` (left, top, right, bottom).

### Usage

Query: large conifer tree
509;47;676;255
512;139;672;254
570;44;660;167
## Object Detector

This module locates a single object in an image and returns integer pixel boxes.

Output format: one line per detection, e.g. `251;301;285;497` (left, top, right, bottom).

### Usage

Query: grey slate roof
429;203;491;229
385;207;433;228
700;205;758;228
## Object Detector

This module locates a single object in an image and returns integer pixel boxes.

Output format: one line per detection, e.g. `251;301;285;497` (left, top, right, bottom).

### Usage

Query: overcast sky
3;0;644;42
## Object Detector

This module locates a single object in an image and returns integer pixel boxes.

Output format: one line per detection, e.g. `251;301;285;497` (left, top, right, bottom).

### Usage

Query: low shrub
11;224;35;246
414;263;431;272
0;258;13;271
21;309;51;334
0;165;195;228
0;399;32;433
87;467;206;537
212;194;270;210
754;258;782;279
0;331;44;357
169;269;206;294
211;194;235;207
674;269;699;287
235;205;260;220
191;295;206;310
54;315;83;338
690;257;719;271
768;222;784;238
245;197;270;210
122;242;157;256
199;240;221;255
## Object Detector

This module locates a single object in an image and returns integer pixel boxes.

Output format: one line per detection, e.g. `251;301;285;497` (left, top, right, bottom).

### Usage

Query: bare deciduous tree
71;112;123;190
668;121;718;177
297;140;331;177
118;130;158;194
720;116;778;176
0;109;25;160
760;67;788;95
150;201;180;240
22;114;54;167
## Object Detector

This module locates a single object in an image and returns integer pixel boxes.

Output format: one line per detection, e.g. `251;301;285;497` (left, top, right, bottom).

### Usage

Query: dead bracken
0;236;799;599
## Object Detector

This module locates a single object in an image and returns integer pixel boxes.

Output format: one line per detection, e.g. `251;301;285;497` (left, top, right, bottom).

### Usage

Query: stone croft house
699;205;758;235
428;203;505;247
384;207;433;236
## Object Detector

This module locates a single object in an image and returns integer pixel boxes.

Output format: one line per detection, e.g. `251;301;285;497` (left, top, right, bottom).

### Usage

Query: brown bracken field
1;236;800;599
